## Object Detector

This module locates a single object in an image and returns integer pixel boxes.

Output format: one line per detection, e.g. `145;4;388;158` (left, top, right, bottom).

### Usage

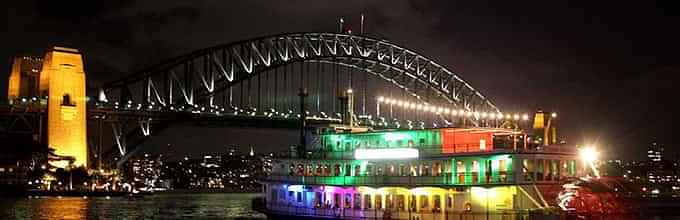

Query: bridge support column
40;47;88;168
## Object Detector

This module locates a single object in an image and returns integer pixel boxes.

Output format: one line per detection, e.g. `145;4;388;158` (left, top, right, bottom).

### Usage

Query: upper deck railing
296;144;576;160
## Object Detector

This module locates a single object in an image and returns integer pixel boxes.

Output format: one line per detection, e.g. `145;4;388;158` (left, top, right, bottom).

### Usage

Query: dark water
0;193;266;219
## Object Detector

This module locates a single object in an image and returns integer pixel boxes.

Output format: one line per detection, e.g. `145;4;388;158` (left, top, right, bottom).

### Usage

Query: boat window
366;165;373;176
288;191;294;200
447;195;453;208
355;165;361;176
315;192;323;208
353;194;361;210
297;164;304;176
297;192;302;203
433;195;441;211
334;164;341;176
420;195;429;208
385;194;393;209
408;140;415;147
271;190;278;201
364;194;372;209
396;195;405;211
375;195;382;209
307;164;313;176
280;189;286;202
345;193;352;208
334;194;341;208
324;164;331;176
419;138;426;146
345;164;352;176
409;195;416;211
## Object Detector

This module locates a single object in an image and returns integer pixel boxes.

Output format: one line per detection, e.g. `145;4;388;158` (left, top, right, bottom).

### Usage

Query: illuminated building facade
647;142;663;163
261;127;580;219
6;47;88;168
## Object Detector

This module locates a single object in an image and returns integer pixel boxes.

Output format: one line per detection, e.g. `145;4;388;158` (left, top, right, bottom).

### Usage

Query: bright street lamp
578;146;600;177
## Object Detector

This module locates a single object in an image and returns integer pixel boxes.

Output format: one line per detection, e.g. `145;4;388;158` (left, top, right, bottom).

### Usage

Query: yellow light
496;113;504;119
409;103;416;109
444;108;451;114
347;89;353;94
522;114;529;121
579;146;600;177
377;96;384;102
466;111;473;117
481;112;488;118
513;114;520;120
473;112;480;118
579;146;598;163
551;112;557;118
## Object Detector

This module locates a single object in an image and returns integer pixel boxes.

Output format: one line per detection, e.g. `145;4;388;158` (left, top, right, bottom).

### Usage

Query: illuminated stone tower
40;47;88;168
7;56;43;100
532;109;557;146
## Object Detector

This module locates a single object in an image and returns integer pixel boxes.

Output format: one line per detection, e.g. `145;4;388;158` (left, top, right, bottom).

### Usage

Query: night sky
2;0;678;160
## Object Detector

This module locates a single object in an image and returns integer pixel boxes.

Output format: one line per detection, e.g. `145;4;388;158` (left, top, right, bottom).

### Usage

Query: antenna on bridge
339;17;344;33
360;13;365;35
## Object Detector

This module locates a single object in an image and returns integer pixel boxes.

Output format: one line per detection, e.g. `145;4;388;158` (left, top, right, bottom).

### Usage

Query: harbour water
0;193;266;219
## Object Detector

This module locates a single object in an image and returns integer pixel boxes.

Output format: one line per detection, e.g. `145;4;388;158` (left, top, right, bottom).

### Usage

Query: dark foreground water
0;193;266;219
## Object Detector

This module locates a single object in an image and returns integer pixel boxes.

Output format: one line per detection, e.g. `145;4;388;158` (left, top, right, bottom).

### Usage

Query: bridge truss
74;33;510;166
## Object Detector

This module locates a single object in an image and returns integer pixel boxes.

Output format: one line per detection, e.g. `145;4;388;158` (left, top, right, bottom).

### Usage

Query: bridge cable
274;67;278;111
316;60;320;112
257;66;261;111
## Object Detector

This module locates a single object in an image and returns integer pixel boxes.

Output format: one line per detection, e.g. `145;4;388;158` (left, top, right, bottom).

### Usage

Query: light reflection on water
1;193;266;219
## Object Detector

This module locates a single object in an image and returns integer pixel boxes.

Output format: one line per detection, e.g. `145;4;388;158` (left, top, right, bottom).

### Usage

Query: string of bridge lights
377;96;532;121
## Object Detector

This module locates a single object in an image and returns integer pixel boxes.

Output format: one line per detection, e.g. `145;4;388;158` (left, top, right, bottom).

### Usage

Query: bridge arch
102;32;499;113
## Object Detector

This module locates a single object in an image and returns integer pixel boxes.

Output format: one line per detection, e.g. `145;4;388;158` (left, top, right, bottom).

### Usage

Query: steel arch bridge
100;32;497;113
90;32;504;164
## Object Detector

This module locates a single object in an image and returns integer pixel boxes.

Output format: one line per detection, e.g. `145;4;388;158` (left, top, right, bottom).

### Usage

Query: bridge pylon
6;47;89;168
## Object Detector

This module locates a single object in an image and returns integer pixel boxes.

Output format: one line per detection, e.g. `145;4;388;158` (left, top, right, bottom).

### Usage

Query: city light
376;96;531;121
354;148;419;160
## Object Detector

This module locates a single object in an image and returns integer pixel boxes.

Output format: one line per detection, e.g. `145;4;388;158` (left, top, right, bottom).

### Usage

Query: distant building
128;153;163;190
648;142;663;163
159;150;274;191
